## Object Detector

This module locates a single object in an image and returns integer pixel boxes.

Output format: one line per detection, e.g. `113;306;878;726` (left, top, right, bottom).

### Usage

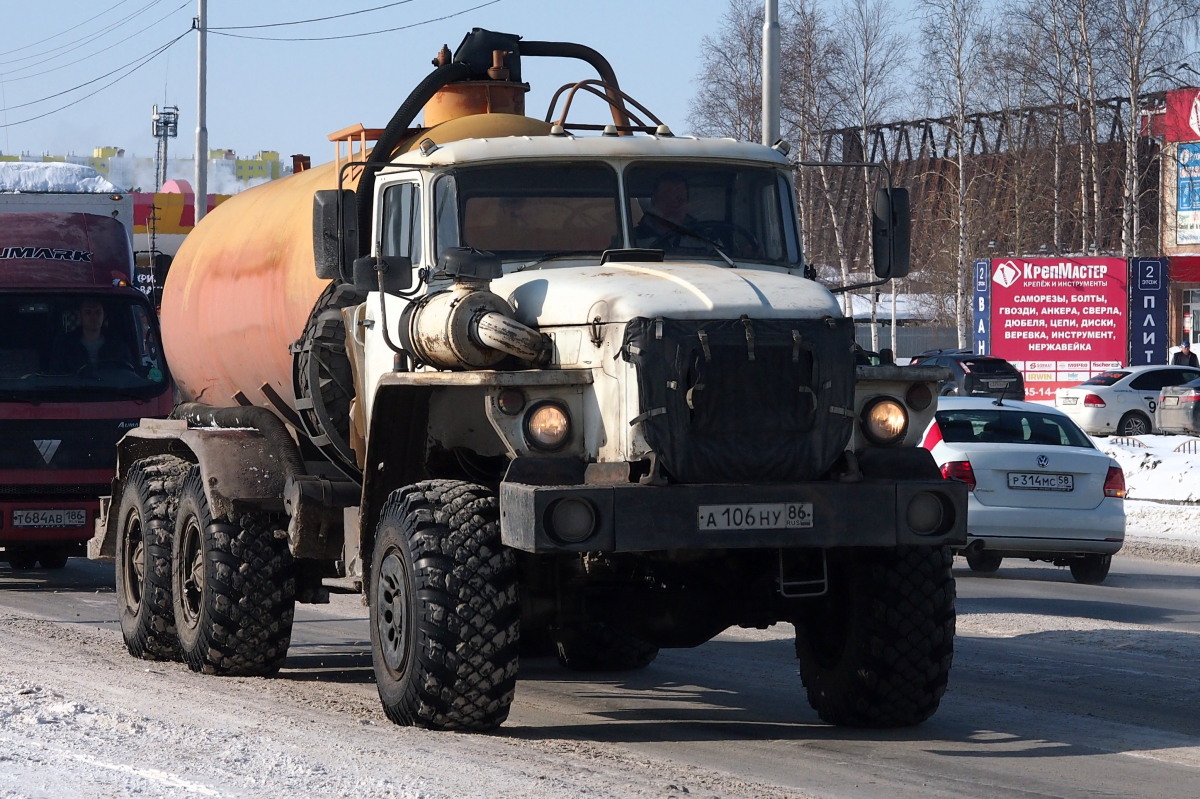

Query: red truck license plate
11;509;87;528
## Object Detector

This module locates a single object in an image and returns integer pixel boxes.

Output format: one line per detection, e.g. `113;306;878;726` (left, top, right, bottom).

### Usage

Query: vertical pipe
762;0;780;146
195;0;208;223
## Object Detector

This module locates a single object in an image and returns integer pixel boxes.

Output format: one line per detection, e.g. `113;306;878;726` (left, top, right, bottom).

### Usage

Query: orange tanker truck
91;28;966;732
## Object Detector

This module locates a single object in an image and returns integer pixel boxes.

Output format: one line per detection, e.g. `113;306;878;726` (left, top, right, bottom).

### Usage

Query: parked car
920;397;1125;584
907;349;1025;400
1155;376;1200;434
1055;365;1200;436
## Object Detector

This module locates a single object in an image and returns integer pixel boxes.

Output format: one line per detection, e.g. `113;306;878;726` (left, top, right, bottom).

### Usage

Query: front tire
795;546;956;727
115;455;189;659
1069;554;1112;584
370;480;519;731
172;467;295;676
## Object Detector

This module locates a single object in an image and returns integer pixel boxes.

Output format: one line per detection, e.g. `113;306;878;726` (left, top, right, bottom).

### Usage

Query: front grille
0;419;132;470
621;316;856;483
0;483;109;501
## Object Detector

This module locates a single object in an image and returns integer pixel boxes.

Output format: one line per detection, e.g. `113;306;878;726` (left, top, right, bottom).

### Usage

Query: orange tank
160;113;552;413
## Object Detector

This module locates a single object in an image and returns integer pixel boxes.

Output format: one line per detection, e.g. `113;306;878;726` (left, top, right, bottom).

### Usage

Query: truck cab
0;212;172;568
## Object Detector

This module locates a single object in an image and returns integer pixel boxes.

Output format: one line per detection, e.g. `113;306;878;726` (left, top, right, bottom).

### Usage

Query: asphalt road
3;554;1198;799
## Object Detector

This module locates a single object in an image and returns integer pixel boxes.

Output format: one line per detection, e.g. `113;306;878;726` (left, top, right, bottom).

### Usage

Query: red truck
0;211;172;569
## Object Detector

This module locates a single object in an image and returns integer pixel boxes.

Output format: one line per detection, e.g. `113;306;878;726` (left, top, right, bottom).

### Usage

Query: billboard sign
985;257;1128;401
1128;258;1170;366
1179;143;1200;246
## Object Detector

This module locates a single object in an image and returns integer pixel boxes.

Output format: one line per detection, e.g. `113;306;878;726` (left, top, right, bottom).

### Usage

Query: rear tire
115;455;190;660
554;622;659;672
6;551;37;570
1117;412;1151;436
172;467;295;676
370;480;519;731
964;550;1003;574
795;546;956;728
1069;554;1112;584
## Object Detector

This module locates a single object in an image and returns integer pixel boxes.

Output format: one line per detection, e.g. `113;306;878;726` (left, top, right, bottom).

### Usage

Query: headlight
861;397;908;445
525;402;571;450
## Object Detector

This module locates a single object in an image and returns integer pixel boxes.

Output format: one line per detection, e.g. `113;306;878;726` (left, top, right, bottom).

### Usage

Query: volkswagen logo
1036;454;1049;468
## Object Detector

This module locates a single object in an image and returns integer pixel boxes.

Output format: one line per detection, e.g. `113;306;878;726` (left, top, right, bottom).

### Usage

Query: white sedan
1054;365;1200;436
920;398;1125;583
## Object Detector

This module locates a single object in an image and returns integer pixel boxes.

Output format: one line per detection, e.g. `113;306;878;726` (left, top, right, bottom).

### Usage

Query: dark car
908;349;1025;400
1156;377;1200;434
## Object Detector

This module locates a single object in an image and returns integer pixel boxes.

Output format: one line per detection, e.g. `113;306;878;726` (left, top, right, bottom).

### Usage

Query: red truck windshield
0;292;169;400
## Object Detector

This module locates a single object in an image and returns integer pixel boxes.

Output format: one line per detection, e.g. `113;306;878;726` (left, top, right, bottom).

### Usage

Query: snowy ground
1095;434;1200;563
1;434;1197;798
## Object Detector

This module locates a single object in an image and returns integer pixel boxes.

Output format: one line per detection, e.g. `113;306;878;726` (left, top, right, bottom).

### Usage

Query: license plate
987;380;1011;388
1059;396;1078;405
698;502;814;531
1007;472;1074;491
11;509;87;528
1164;396;1179;406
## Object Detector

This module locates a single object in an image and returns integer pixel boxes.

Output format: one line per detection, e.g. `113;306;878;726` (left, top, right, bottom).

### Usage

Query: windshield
432;160;801;265
625;162;800;264
0;292;169;401
1081;371;1129;387
936;408;1094;448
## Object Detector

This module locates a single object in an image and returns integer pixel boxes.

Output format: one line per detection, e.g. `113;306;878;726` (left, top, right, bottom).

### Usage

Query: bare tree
918;0;991;347
835;0;909;349
1111;0;1200;255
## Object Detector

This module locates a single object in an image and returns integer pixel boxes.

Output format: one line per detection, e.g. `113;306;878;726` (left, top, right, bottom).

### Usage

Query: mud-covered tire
795;546;956;728
370;480;519;731
115;455;190;660
964;550;1002;574
172;467;295;676
554;623;659;672
1069;553;1112;584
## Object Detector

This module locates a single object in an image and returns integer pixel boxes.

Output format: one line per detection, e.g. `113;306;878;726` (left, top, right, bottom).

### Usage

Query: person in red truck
0;212;172;570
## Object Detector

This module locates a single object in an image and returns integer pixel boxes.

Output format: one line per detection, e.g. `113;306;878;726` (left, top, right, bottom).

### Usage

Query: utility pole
762;0;780;146
194;0;208;222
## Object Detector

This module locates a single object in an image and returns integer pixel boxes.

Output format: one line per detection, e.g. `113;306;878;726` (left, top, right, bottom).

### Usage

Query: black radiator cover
621;316;855;483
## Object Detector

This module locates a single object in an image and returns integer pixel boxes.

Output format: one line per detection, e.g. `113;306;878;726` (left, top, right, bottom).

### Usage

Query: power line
0;0;174;68
210;1;419;31
1;1;191;83
0;30;189;129
0;0;135;58
1;32;187;111
209;0;502;42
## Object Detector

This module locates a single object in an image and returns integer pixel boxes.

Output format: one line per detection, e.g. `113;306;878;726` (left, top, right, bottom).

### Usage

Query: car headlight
525;401;571;450
861;397;908;445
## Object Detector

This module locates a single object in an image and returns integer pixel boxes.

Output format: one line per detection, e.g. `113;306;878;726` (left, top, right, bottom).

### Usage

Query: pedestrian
1172;341;1199;367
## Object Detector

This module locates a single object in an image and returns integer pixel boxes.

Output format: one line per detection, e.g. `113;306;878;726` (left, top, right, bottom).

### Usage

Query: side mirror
353;255;413;295
872;187;911;280
313;189;358;280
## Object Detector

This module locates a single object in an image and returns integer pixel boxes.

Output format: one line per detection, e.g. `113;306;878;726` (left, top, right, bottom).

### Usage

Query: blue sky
1;0;740;165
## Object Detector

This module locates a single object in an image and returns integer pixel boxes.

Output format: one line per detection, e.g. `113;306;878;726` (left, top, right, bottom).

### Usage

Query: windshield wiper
641;213;737;268
514;250;600;271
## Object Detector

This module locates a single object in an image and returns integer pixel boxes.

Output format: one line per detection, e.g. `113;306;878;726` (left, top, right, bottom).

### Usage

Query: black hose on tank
354;62;473;256
173;402;307;479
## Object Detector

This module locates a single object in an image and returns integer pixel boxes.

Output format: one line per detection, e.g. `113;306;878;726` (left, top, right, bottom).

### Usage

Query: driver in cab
634;172;705;251
50;298;134;374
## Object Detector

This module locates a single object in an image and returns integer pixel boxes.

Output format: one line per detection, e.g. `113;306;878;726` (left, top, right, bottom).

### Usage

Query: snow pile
0;162;121;194
1093;434;1200;504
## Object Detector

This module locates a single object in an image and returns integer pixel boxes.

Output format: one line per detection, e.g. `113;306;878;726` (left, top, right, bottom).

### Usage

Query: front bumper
499;478;967;553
